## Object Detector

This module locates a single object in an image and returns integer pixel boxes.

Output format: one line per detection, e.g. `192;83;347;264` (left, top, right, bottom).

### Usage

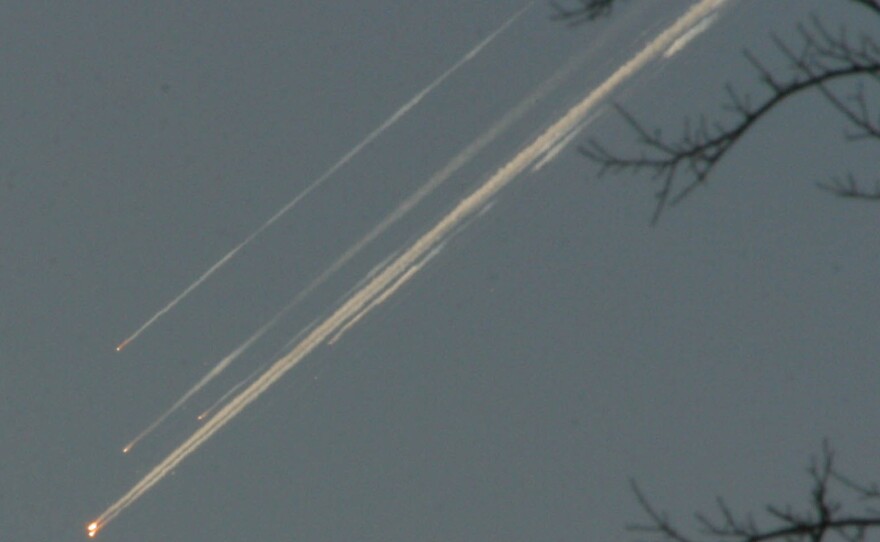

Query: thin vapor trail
123;307;319;453
328;241;447;345
132;37;580;438
121;326;265;453
664;11;719;58
197;365;265;421
328;264;424;346
531;107;605;172
113;2;534;352
88;0;731;535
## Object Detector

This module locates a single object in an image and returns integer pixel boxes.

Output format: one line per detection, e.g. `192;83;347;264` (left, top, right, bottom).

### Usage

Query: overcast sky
2;1;878;540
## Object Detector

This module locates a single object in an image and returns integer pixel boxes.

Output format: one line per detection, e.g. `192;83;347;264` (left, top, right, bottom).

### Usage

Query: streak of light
120;332;259;453
663;12;719;58
112;2;534;352
328;264;424;346
328;241;447;346
330;248;402;316
531;107;605;172
89;0;730;533
133;9;580;432
275;317;322;360
327;182;486;347
197;365;265;422
477;200;497;217
123;311;319;453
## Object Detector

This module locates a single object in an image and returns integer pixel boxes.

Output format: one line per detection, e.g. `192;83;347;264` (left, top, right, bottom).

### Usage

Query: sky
1;1;878;540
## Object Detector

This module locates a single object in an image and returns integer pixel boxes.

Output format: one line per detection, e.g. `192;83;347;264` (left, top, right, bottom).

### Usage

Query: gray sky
2;1;878;540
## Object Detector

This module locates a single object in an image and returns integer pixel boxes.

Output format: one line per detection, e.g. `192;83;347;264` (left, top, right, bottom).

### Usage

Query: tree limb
574;7;880;222
549;0;622;26
630;443;880;542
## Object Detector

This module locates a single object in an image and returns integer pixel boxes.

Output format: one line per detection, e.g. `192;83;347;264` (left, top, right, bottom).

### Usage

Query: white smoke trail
121;310;312;453
328;240;448;346
196;365;265;421
121;337;259;453
531;106;605;172
88;0;731;534
126;31;583;443
663;11;719;58
114;2;534;352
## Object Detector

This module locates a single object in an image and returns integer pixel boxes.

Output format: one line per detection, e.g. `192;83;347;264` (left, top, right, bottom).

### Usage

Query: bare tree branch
630;443;880;542
629;480;702;542
848;0;880;16
566;3;880;222
550;0;622;26
817;174;880;200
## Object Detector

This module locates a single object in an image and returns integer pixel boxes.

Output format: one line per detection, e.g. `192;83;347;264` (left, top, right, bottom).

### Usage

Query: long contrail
88;0;730;536
196;365;265;421
531;106;605;172
122;34;579;451
113;2;534;353
120;312;304;453
664;11;719;58
328;240;448;346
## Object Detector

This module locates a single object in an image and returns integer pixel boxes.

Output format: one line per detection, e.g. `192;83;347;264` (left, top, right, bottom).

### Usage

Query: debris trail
89;0;730;535
131;18;577;432
114;2;534;352
197;365;265;422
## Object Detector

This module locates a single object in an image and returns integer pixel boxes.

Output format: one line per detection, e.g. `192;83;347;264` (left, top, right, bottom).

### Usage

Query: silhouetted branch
849;0;880;16
569;5;880;222
817;174;880;199
630;443;880;542
550;0;621;25
629;480;700;542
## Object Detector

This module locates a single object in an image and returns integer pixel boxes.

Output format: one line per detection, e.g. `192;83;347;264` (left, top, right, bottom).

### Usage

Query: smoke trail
197;365;265;421
664;12;719;58
89;0;731;534
328;240;447;345
114;2;534;352
531;107;605;172
125;28;581;443
122;306;318;453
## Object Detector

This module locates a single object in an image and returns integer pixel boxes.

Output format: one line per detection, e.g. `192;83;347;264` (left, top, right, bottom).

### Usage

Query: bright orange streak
87;521;100;537
115;338;130;352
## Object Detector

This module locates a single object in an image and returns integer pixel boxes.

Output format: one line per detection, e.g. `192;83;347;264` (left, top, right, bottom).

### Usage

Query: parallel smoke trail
197;365;265;421
130;33;579;439
121;322;275;453
531;107;605;172
328;241;447;346
123;304;321;453
89;0;730;534
113;2;534;352
663;11;719;58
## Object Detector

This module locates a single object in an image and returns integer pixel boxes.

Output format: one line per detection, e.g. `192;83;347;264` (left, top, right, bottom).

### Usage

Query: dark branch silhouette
849;0;880;16
549;0;622;25
817;174;880;200
553;1;880;222
629;443;880;542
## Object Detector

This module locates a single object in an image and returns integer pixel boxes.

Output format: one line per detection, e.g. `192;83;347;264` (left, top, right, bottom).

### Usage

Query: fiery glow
115;339;130;352
87;521;100;537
